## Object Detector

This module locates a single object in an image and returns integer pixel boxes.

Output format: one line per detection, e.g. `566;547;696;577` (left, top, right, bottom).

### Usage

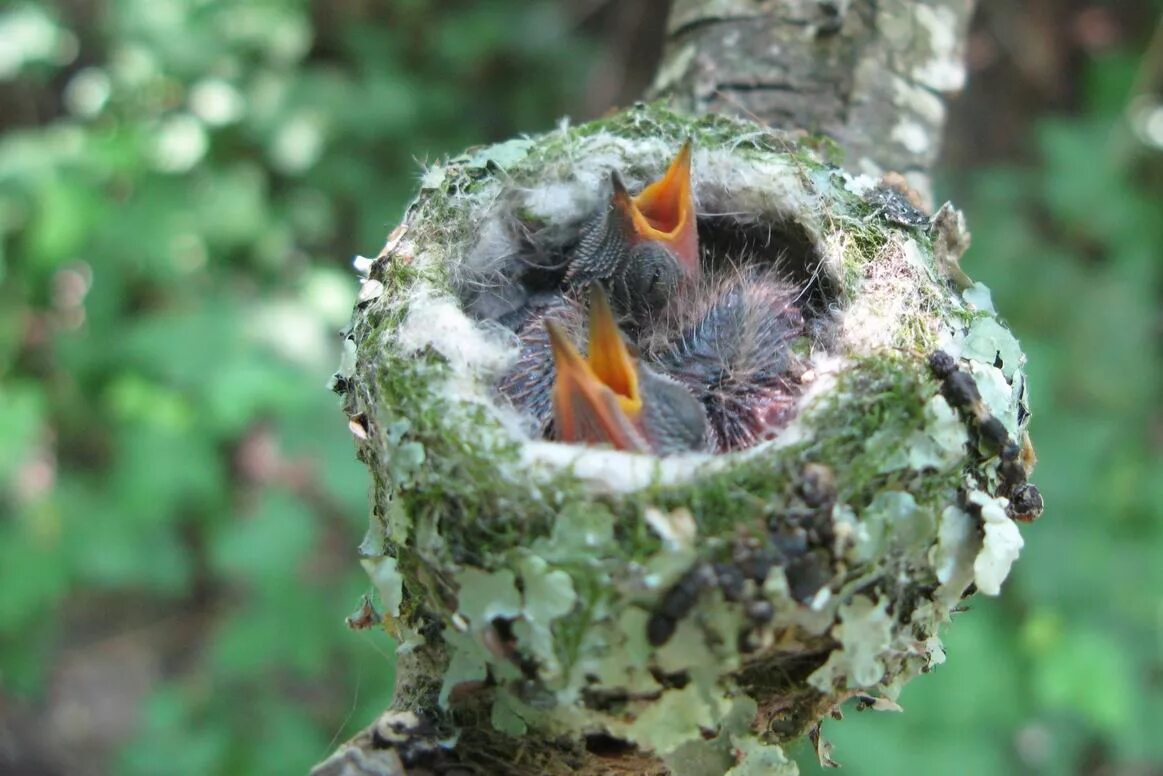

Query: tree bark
651;0;976;205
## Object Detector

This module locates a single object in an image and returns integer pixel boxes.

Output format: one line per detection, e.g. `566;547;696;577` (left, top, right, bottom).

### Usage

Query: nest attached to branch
327;104;1041;776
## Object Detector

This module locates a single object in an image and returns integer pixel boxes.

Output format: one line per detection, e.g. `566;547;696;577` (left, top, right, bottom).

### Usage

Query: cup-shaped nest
333;105;1041;774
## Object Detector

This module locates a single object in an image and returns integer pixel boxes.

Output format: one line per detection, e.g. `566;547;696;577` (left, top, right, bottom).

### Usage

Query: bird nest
332;104;1041;775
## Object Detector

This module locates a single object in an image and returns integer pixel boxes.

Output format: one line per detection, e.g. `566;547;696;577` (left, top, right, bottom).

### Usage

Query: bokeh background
1;1;1161;774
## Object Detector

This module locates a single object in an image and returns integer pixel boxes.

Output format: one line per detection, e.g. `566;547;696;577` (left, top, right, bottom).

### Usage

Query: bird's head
547;286;706;455
569;142;700;321
611;140;698;277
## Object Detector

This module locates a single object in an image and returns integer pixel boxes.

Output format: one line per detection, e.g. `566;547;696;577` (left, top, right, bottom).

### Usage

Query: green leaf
210;489;318;583
0;381;43;482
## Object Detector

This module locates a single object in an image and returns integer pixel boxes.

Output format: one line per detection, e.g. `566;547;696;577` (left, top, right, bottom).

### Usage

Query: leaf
210;489;318;583
0;382;43;482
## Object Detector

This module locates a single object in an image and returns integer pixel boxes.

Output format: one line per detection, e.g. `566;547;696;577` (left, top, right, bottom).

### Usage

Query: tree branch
651;0;977;204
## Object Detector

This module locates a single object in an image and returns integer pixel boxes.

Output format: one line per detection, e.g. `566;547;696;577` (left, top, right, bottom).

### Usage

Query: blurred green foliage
1;1;1161;775
0;1;590;773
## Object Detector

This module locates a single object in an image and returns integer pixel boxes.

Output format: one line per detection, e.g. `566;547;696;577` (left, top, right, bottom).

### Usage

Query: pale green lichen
333;102;1040;774
962;316;1023;379
362;556;404;618
808;595;895;691
931;505;979;608
969;490;1025;596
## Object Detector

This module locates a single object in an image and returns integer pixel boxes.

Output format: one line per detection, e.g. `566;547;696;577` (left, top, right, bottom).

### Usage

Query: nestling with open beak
568;142;699;322
547;286;708;456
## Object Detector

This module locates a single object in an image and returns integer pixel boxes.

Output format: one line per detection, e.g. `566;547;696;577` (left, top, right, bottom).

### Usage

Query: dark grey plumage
566;173;685;324
648;273;805;452
635;367;710;454
494;294;584;438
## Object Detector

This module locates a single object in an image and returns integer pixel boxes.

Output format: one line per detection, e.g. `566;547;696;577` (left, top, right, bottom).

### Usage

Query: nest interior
333;105;1041;774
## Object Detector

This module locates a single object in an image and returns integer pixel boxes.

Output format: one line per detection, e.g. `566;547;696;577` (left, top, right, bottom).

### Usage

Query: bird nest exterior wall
332;104;1041;775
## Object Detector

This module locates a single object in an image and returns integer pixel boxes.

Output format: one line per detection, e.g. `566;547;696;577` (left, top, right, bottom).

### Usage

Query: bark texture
651;0;976;205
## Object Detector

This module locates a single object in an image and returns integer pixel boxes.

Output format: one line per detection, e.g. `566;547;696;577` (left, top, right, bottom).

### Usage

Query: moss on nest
332;103;1040;775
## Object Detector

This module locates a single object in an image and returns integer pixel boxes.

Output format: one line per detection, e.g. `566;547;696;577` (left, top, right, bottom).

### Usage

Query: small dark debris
999;459;1027;491
737;628;760;654
1017;379;1032;426
369;710;444;768
798;463;837;508
786;549;832;603
942;370;981;409
661;565;716;620
864;184;931;228
345;595;380;630
766;714;801;738
714;562;747;602
481;619;520;661
647;565;717;646
585;734;636;757
647;613;678;647
816;1;844;36
928;350;956;378
746;599;775;624
738;546;780;583
1009;484;1044;522
771;526;809;559
934;354;1044;525
649;668;691;689
977;416;1008;453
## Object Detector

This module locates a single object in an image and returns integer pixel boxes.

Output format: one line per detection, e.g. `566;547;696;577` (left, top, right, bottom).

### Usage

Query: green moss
630;355;965;549
378;259;433;306
572;102;816;158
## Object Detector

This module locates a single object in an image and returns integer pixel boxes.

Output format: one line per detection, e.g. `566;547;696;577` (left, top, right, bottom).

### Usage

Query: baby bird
495;143;805;455
496;142;700;439
546;286;708;455
647;270;806;452
568;142;699;322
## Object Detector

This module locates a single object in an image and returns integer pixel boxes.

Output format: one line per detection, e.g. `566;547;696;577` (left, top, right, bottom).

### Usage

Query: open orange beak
547;287;646;452
611;141;698;276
